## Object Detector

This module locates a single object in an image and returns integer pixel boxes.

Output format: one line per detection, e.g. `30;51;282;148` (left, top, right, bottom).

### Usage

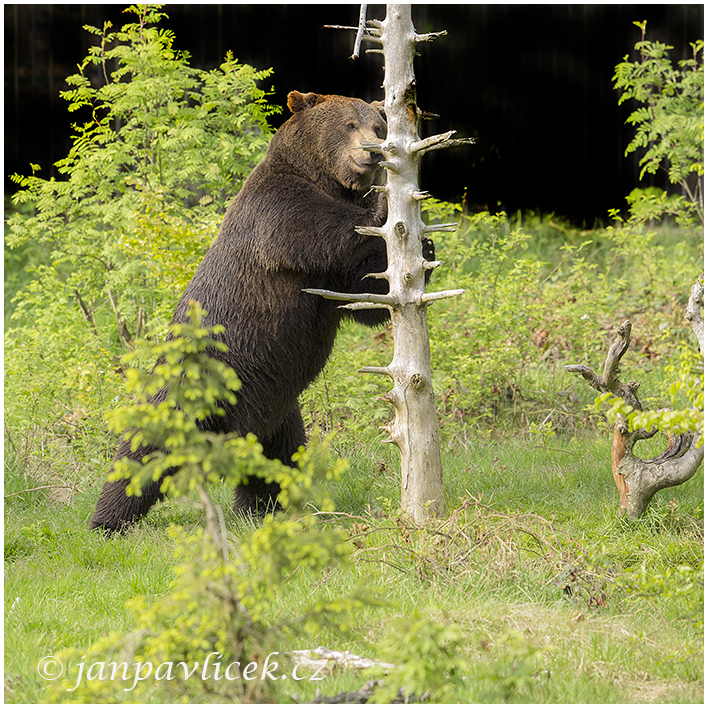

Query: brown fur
90;92;432;533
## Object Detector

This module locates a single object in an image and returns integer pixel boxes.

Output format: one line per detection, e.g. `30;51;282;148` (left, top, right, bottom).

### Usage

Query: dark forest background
5;3;704;226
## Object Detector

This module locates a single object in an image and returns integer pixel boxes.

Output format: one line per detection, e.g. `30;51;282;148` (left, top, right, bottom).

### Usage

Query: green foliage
109;302;275;499
5;3;278;488
301;202;700;444
529;416;556;445
370;608;550;703
612;20;703;218
619;562;704;629
473;630;553;703
422;205;694;434
43;306;367;703
7;4;277;346
370;611;474;702
3;11;704;704
599;344;703;445
4;261;123;487
6;431;703;703
47;495;360;703
593;24;704;452
426;208;545;425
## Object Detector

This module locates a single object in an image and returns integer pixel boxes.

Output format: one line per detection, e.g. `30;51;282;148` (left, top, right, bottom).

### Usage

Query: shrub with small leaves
44;304;369;704
595;24;704;453
369;612;551;703
619;562;704;630
612;20;703;220
5;3;279;487
369;610;474;703
108;301;281;499
599;344;703;446
7;4;279;347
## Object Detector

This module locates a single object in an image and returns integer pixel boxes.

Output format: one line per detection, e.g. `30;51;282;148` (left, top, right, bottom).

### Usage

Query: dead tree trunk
565;275;704;519
315;5;469;523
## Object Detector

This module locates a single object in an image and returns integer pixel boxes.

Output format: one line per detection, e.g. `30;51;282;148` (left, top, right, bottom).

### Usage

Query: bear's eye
346;122;357;131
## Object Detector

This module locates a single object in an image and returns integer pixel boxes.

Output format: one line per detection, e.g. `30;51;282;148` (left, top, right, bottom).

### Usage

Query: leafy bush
5;4;279;484
619;562;704;629
371;611;474;702
8;4;278;344
44;303;366;703
107;301;270;498
426;208;547;425
300;201;701;447
600;339;703;445
612;20;703;220
595;23;704;449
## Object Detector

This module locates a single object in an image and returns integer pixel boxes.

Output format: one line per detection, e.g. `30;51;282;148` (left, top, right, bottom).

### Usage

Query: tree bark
619;430;703;519
316;5;470;523
565;297;704;520
685;272;704;355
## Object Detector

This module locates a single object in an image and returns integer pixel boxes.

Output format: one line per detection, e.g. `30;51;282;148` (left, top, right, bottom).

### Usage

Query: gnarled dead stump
565;274;704;519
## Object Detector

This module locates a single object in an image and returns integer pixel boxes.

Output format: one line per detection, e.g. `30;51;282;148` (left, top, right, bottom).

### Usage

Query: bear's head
283;91;387;193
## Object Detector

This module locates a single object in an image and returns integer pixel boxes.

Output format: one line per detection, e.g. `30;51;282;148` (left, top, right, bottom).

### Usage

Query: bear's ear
287;91;326;113
370;100;386;120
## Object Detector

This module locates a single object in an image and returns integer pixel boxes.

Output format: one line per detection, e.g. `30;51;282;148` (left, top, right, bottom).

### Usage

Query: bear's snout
351;141;384;171
357;151;382;169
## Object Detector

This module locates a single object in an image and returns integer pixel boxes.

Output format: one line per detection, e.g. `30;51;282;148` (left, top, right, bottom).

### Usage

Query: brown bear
90;91;434;533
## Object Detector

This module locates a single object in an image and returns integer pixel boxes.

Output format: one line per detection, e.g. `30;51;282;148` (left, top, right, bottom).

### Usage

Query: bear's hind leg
89;441;168;534
232;404;306;515
231;475;282;517
89;475;166;534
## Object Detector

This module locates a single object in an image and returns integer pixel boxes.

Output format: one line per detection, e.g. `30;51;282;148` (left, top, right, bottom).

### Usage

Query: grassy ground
5;210;703;702
4;432;703;703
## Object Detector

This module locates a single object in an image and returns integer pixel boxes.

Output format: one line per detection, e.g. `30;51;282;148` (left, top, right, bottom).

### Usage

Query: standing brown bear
90;91;434;533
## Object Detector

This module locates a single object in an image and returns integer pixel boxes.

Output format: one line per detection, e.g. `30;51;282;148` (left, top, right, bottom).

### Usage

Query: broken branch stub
565;307;704;519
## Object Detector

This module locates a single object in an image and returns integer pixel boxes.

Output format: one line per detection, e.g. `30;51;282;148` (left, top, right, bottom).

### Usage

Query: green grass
4;211;703;702
4;433;703;703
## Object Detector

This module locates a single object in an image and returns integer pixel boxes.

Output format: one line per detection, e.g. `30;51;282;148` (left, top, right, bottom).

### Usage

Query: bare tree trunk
565;274;704;520
316;5;469;523
685;272;704;353
619;429;703;520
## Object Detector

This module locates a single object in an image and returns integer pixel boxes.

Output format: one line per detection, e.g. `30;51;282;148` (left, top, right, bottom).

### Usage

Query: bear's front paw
369;191;388;224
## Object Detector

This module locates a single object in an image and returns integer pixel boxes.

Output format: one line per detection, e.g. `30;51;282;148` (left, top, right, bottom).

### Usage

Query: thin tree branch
565;320;643;410
351;4;368;59
74;289;99;336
